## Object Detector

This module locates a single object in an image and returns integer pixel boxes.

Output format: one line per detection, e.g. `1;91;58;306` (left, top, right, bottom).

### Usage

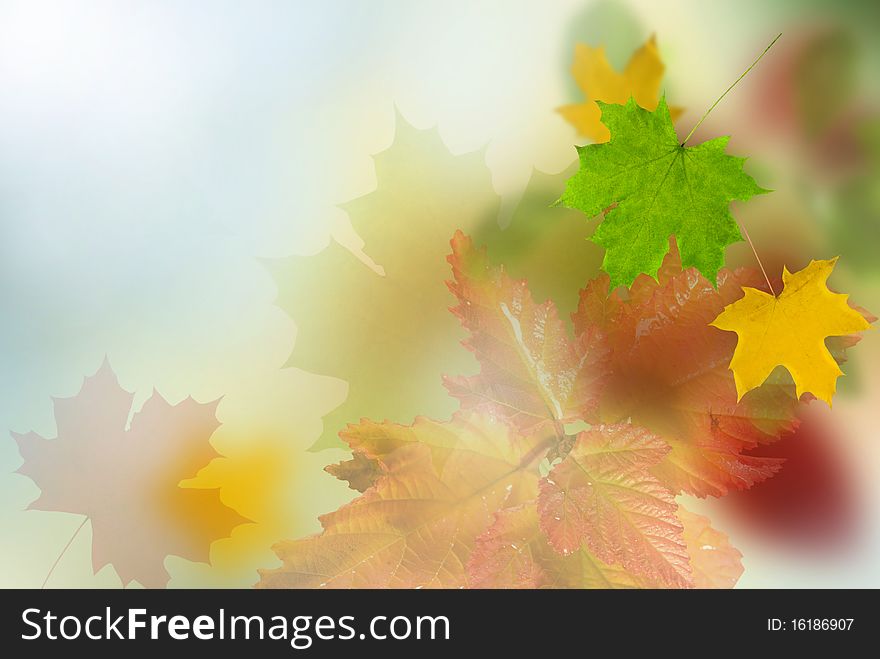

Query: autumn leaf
558;35;684;142
468;504;651;588
711;257;872;405
537;423;692;588
559;97;767;289
263;234;762;589
444;230;608;433
12;361;246;588
469;503;742;589
325;451;381;493
678;508;743;589
574;242;799;497
257;413;550;588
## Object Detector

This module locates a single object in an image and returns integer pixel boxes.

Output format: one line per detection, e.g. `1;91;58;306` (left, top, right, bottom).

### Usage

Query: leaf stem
41;516;88;589
681;33;782;146
740;222;776;296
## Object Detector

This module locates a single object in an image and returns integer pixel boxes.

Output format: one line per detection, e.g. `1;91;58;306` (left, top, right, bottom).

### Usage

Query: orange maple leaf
468;503;650;588
444;231;608;433
260;233;750;589
258;412;549;589
467;502;740;589
538;423;691;587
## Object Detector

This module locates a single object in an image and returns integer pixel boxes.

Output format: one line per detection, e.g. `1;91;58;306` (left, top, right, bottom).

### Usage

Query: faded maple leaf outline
268;115;497;451
270;114;604;452
13;360;247;588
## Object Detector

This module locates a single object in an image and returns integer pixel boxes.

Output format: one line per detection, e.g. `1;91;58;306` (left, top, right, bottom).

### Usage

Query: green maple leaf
558;96;767;289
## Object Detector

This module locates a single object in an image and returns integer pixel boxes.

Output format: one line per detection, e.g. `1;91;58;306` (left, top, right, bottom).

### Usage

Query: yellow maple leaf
710;257;871;406
558;35;684;142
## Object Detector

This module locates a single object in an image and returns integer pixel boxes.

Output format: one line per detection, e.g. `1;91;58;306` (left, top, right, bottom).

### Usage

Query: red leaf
469;504;652;588
573;241;798;497
445;231;608;433
258;412;548;589
537;424;691;587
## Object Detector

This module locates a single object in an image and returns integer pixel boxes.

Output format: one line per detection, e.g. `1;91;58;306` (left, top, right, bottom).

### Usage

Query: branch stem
740;222;776;296
681;33;782;146
41;517;88;589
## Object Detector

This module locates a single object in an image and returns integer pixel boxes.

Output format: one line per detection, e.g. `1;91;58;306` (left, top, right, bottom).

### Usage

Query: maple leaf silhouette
272;125;613;452
268;115;499;451
12;361;247;588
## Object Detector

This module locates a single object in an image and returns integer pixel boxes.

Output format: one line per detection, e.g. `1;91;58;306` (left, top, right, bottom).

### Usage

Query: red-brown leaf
573;241;798;497
445;231;608;433
537;423;691;587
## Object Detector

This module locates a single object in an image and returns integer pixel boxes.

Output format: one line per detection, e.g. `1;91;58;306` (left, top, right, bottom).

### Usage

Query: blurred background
1;0;878;588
